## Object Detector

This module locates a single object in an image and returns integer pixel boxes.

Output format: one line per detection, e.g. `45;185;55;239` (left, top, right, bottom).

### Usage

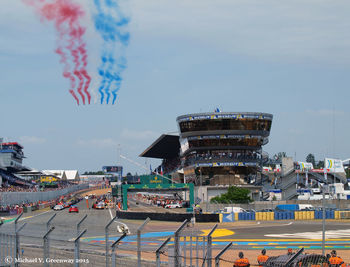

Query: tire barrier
340;211;350;219
274;211;295;220
238;212;256;220
218;210;350;222
255;212;274;221
314;210;335;219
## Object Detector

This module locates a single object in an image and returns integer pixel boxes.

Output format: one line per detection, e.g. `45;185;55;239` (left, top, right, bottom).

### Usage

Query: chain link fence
1;214;349;267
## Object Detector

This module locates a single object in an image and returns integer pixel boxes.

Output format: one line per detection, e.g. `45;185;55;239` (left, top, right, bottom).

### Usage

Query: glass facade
177;112;273;186
179;119;272;133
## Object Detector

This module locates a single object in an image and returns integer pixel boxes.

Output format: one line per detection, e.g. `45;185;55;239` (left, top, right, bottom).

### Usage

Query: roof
65;170;79;180
1;142;23;149
43;170;65;178
177;112;273;123
139;134;180;159
42;170;80;180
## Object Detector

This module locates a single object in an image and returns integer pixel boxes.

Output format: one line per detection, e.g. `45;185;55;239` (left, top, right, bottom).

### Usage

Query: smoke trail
24;0;91;105
93;0;130;104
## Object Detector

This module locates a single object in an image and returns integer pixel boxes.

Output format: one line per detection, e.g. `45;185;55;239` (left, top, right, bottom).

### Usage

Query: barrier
221;212;235;222
219;210;350;223
116;211;220;222
340;211;350;219
0;184;89;206
334;210;340;220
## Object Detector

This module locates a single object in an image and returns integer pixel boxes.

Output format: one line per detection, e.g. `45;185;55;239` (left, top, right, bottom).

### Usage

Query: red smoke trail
79;45;92;104
24;0;91;105
69;89;80;105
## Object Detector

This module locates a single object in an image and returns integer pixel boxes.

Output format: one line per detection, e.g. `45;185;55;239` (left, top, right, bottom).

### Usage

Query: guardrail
219;210;350;222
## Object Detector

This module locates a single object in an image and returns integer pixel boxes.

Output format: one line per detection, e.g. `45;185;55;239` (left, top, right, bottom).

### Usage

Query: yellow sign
150;176;162;183
40;176;58;183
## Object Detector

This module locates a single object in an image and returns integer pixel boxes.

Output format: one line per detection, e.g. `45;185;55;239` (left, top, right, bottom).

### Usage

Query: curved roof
177;112;273;123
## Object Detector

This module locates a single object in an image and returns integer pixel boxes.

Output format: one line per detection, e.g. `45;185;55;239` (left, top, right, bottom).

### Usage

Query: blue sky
1;0;350;174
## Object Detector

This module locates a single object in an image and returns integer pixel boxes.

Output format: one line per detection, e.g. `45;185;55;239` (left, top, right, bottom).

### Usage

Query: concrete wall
0;183;89;206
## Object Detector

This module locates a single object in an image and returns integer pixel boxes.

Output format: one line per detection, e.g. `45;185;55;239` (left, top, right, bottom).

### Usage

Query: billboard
324;158;345;173
103;166;123;173
296;162;313;171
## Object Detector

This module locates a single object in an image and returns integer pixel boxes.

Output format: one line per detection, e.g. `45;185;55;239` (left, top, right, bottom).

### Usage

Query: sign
140;174;170;184
103;166;123;173
296;162;313;171
223;213;235;222
195;162;258;167
178;113;273;122
325;158;345;173
123;183;192;190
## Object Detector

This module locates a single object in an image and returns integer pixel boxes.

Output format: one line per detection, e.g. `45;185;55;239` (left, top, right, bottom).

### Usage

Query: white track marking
265;229;350;239
9;210;52;223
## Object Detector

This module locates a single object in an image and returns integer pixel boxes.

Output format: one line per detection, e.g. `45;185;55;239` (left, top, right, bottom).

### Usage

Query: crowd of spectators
160;158;181;174
135;193;184;208
183;150;261;166
0;183;72;192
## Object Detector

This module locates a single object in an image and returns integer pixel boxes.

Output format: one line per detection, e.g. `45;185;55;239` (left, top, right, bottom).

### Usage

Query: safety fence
1;212;350;267
220;210;350;222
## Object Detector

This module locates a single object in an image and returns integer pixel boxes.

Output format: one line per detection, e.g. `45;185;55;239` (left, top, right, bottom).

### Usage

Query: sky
1;0;350;174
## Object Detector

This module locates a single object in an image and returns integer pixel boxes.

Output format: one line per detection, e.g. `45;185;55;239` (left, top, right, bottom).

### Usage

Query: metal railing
1;213;348;267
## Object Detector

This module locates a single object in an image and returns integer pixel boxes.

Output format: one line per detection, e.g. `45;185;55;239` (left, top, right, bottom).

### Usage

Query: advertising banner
296;161;313;171
103;166;123;174
324;158;345;173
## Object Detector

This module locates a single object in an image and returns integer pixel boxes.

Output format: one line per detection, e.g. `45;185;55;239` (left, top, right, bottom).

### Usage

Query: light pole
322;168;328;256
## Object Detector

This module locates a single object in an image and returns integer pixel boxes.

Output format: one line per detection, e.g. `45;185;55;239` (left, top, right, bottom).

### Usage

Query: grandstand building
177;112;273;186
0;141;32;187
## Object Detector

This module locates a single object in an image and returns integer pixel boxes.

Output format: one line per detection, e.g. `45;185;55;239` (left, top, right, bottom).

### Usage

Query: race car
165;203;182;209
68;206;79;213
53;204;64;211
63;202;71;208
92;202;105;209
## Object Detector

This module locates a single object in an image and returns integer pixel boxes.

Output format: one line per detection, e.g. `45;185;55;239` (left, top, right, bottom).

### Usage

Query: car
63;202;71;208
69;206;79;213
165;203;181;209
92;202;105;209
258;209;274;212
53;205;64;211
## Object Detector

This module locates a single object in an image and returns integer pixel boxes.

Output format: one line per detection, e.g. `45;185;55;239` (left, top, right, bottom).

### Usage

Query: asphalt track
1;199;350;252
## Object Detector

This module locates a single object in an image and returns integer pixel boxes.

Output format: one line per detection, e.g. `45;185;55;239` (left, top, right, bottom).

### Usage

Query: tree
306;153;316;167
346;168;350;178
210;186;252;204
83;171;105;175
315;160;324;169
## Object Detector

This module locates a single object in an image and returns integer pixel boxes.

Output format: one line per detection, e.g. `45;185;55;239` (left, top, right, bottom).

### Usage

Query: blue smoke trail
93;0;130;104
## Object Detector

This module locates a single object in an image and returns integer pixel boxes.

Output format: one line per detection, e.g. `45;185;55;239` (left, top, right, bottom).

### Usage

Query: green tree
346;168;350;178
210;186;252;204
306;153;316;167
83;171;105;175
315;160;324;169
